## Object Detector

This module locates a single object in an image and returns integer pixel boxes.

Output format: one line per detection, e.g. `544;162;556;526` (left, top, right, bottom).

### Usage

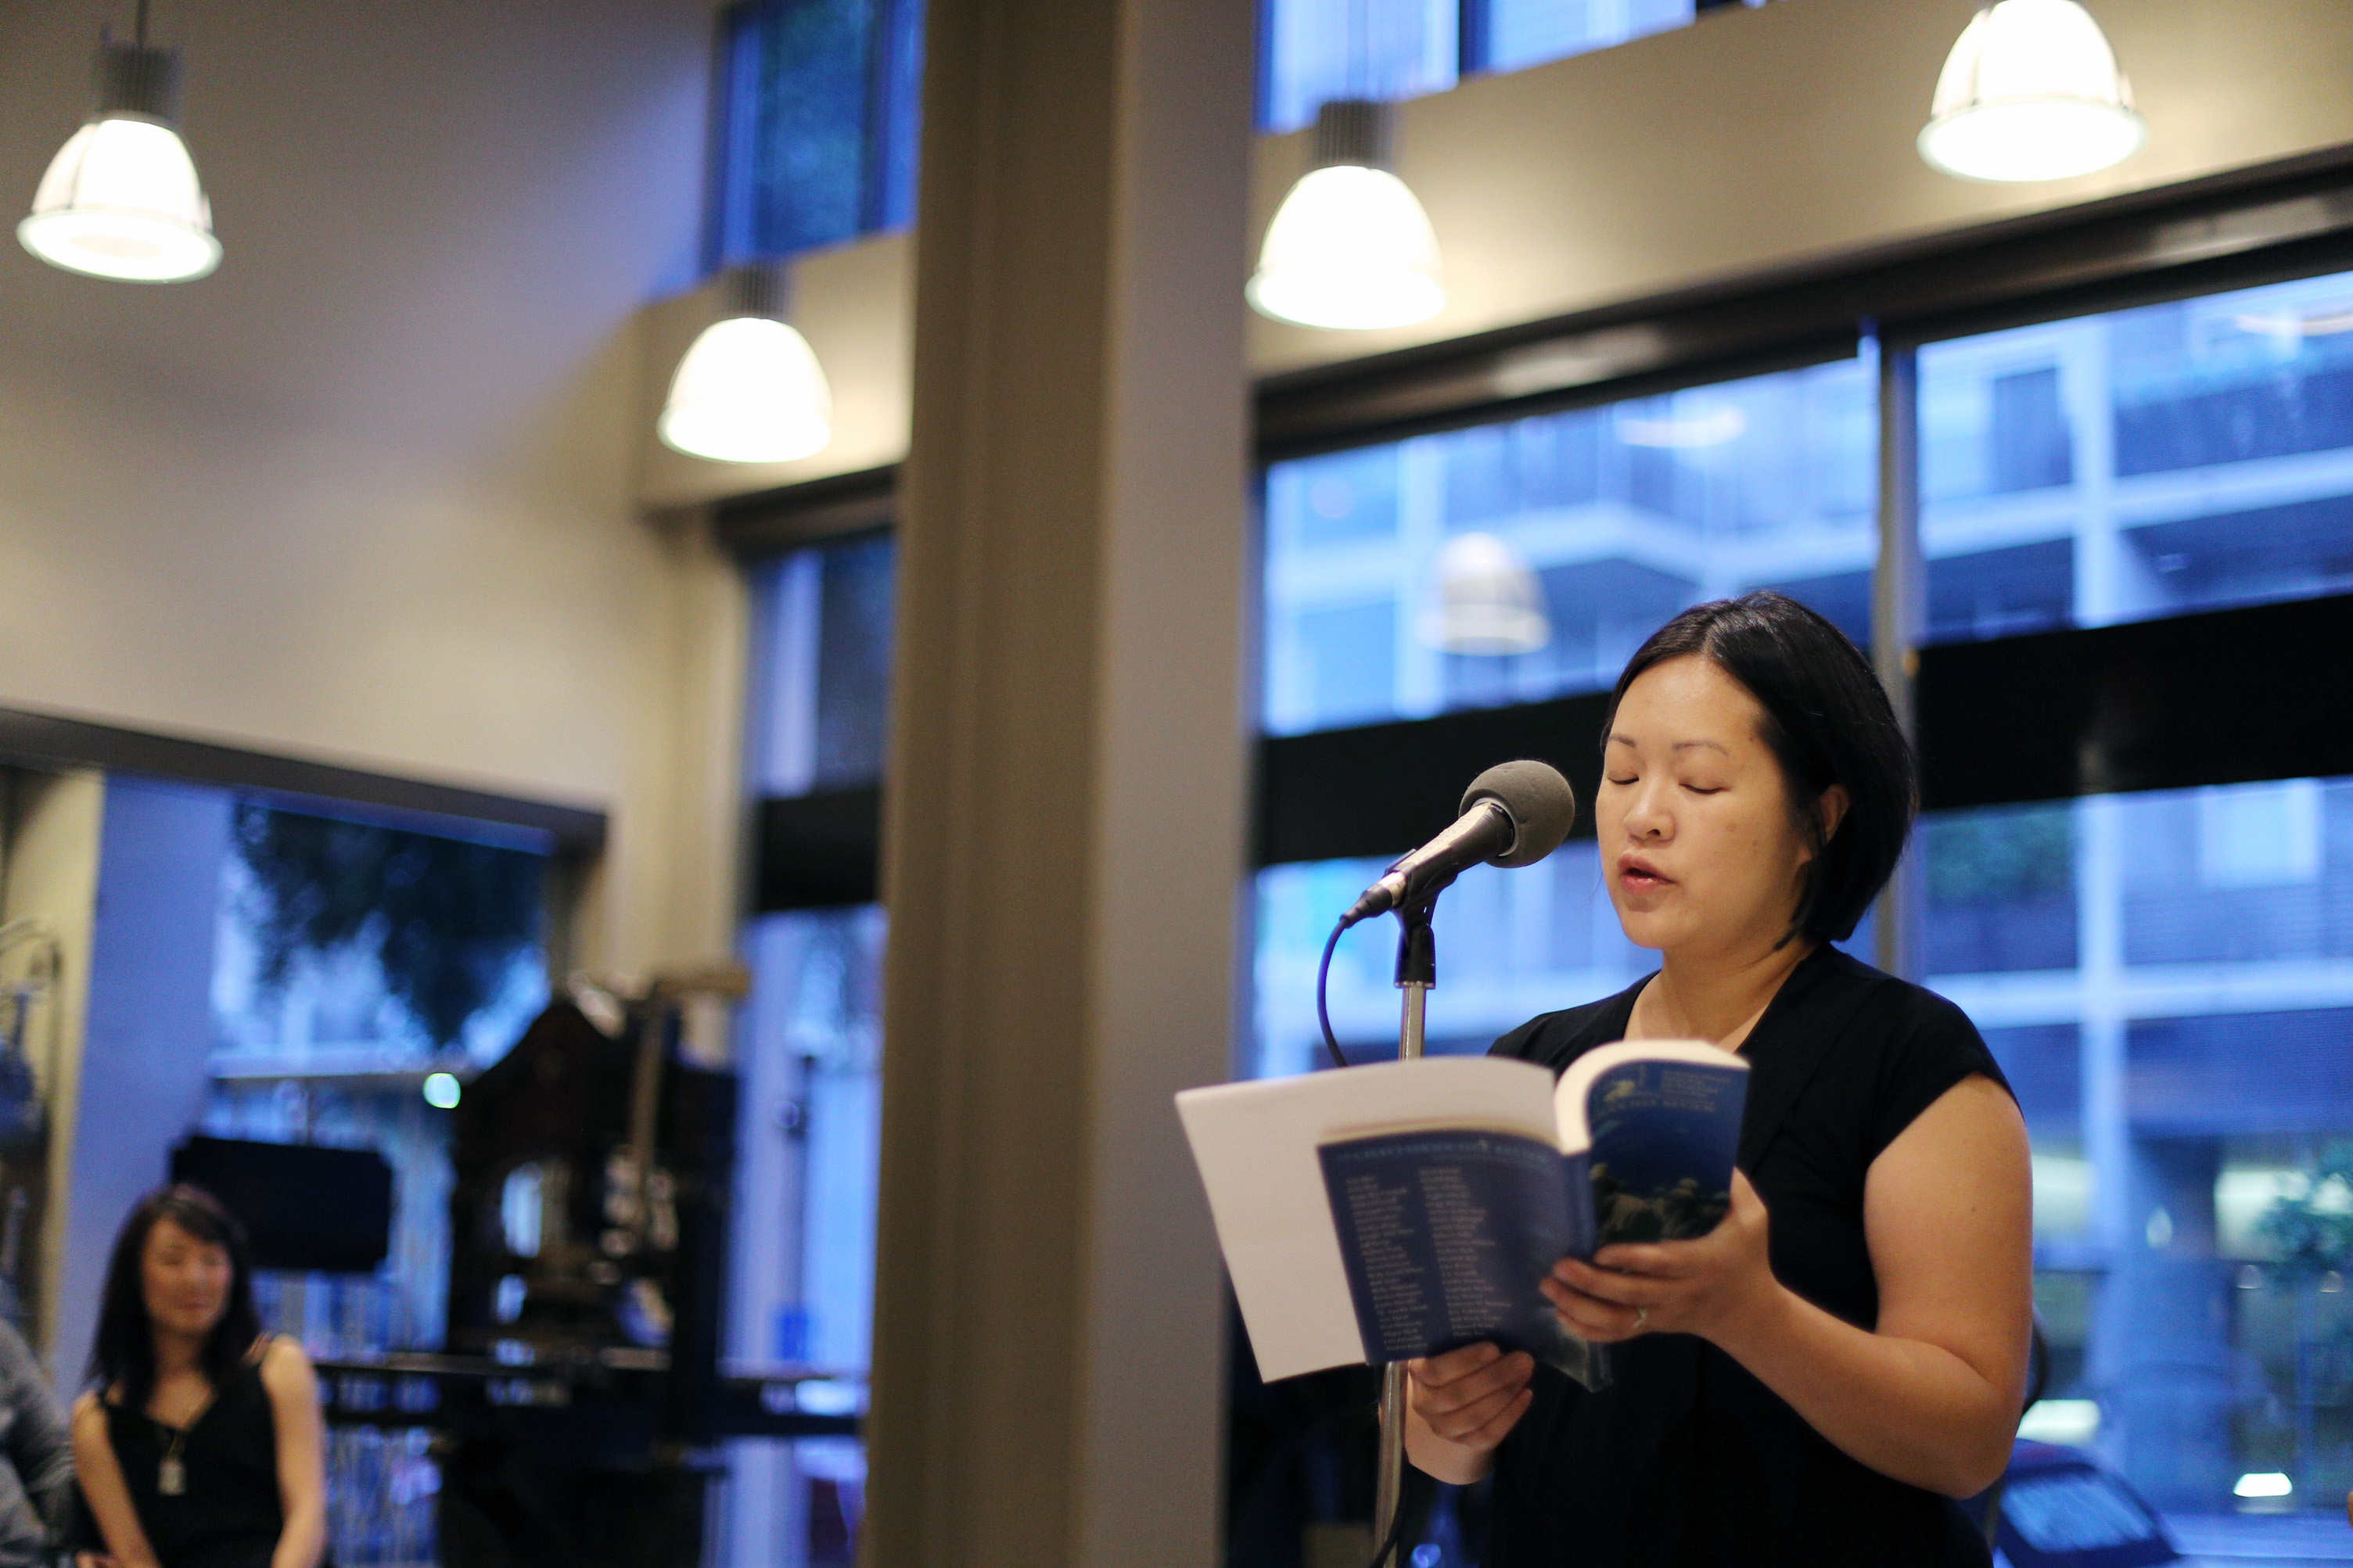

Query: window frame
704;0;928;271
723;150;2353;948
1252;151;2353;971
1260;0;1758;134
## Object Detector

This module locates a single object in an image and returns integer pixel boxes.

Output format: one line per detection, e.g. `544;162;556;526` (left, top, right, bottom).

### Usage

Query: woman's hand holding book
1540;1169;1776;1347
1402;1343;1535;1485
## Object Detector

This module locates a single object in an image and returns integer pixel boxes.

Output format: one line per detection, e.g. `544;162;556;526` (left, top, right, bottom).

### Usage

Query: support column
860;0;1253;1558
1873;336;1924;981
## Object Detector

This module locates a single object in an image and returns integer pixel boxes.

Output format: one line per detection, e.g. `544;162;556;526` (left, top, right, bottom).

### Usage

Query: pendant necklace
156;1424;188;1496
154;1392;210;1498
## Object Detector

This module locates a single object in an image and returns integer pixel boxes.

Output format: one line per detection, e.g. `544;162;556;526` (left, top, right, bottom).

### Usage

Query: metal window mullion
1873;336;1925;980
1457;0;1491;78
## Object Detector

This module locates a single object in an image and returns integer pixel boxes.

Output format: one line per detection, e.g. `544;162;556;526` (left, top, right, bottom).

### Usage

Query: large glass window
1261;0;1461;138
1263;358;1874;738
1483;0;1696;77
1259;0;1741;135
1922;271;2353;643
1255;356;1874;1073
724;533;894;1568
207;801;550;1568
1248;263;2353;1556
1924;781;2353;1527
1905;266;2353;1541
711;0;925;265
1246;354;1870;1568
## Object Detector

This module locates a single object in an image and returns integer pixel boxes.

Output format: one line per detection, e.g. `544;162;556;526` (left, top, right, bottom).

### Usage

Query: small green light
422;1072;462;1110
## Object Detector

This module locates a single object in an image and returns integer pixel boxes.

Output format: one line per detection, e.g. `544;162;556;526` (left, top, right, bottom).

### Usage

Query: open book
1176;1043;1748;1384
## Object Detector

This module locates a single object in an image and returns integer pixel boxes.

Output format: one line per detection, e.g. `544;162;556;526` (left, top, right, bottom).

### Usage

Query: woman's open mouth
1617;855;1673;893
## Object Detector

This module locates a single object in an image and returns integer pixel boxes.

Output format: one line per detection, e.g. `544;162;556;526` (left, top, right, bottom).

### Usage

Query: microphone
1338;759;1578;928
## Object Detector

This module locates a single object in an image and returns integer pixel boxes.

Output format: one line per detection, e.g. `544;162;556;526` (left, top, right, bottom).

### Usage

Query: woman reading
1407;593;2034;1566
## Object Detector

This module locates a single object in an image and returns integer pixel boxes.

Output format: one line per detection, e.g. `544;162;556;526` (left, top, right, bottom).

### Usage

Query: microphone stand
1372;892;1437;1564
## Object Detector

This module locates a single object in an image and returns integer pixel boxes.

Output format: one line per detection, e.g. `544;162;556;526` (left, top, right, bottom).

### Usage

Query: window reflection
712;0;925;264
1252;269;2353;1545
1262;357;1875;737
1922;270;2353;643
206;801;550;1566
1258;0;1706;134
730;533;893;1568
1928;783;2353;1516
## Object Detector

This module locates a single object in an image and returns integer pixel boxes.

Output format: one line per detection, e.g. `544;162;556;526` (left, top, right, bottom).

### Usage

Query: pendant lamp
1248;100;1445;332
20;2;220;283
659;266;833;465
1420;533;1550;655
1918;0;2145;184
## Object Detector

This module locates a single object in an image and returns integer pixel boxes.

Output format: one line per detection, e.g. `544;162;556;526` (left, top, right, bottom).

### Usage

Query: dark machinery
307;971;854;1568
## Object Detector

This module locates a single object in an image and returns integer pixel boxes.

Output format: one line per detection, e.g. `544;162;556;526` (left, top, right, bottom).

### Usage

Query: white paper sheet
1174;1057;1557;1382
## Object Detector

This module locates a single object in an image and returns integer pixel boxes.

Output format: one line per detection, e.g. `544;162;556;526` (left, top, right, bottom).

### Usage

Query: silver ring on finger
1633;1307;1648;1329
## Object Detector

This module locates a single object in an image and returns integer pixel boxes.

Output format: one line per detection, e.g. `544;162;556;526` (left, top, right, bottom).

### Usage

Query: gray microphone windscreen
1460;760;1577;869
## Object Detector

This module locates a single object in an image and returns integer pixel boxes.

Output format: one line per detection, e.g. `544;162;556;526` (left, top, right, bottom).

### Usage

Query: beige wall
666;0;2353;501
0;0;743;972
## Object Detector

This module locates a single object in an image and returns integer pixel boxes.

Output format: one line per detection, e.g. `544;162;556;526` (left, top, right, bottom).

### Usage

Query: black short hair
1605;591;1916;946
88;1184;260;1405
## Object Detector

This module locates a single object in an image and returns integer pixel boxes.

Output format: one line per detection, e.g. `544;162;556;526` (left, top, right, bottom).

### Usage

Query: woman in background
0;1311;74;1568
73;1186;325;1568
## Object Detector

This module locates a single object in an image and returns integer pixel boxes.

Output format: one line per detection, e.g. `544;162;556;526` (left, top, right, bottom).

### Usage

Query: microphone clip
1336;798;1515;930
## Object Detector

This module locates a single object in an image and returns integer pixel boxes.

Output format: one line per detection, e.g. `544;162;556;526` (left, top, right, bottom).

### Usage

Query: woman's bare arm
259;1341;328;1568
1547;1075;2035;1497
70;1394;159;1568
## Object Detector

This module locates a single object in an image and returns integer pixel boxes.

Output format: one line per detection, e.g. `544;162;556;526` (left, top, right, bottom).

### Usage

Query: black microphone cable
1363;1461;1435;1568
1317;917;1350;1071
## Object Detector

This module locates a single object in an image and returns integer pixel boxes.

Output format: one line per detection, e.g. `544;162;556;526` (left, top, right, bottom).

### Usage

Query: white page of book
1175;1056;1558;1382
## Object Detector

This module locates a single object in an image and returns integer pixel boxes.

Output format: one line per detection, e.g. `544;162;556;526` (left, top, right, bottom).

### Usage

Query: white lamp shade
1421;533;1550;655
1248;164;1445;332
659;315;833;464
1919;0;2145;183
19;117;220;282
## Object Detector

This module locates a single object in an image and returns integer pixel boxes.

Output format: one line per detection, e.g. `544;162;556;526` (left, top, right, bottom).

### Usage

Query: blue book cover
1314;1042;1747;1379
1580;1054;1746;1245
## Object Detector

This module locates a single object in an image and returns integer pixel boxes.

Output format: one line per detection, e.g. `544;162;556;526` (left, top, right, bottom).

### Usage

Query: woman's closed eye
1607;775;1638;788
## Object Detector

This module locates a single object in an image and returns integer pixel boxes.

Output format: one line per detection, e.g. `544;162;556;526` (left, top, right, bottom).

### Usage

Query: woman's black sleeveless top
105;1351;283;1568
1485;945;2010;1568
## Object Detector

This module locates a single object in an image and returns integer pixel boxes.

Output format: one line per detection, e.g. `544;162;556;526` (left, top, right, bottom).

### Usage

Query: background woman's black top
1484;944;2010;1568
103;1351;284;1568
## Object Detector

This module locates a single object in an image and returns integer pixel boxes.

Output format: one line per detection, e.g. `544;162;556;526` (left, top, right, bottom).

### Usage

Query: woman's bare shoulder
257;1336;318;1394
